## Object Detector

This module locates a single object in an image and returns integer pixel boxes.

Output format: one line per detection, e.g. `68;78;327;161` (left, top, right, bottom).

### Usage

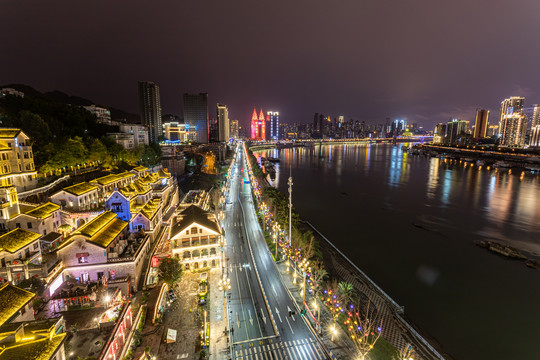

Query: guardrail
18;175;70;198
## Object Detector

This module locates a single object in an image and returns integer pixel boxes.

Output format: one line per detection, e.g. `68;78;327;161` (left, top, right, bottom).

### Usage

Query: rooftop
0;129;22;139
61;182;98;196
170;205;220;238
0;283;35;326
140;198;161;220
72;211;128;248
119;179;150;198
92;171;135;186
24;202;60;219
0;228;41;253
132;165;148;172
0;332;66;360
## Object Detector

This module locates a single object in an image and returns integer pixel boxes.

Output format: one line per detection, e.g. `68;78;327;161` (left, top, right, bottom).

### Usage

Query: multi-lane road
222;145;327;360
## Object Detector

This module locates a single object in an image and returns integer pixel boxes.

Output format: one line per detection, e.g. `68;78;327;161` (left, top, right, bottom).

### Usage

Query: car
198;298;206;306
167;289;176;301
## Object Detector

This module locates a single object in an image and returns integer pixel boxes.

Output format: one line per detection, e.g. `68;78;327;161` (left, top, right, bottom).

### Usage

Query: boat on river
493;161;511;168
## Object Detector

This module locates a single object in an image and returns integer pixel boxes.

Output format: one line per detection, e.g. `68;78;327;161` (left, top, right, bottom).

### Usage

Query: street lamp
331;325;337;342
312;301;321;334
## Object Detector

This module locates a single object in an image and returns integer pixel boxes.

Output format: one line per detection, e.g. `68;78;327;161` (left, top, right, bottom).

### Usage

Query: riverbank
301;221;451;360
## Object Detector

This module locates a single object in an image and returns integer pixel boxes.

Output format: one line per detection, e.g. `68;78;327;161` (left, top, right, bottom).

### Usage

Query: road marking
275;307;282;322
261;308;266;325
236;312;241;328
262;259;267;270
272;284;277;297
234;265;249;338
285;321;294;337
243;261;264;337
248;309;254;326
241;245;244;252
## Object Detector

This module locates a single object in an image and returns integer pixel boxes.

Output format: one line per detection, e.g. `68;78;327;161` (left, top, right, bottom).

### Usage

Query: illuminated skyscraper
217;103;229;142
500;113;527;146
266;111;279;141
230;120;239;139
498;97;524;136
250;108;266;140
473;109;489;140
183;93;209;143
138;81;162;143
526;104;540;128
446;119;468;145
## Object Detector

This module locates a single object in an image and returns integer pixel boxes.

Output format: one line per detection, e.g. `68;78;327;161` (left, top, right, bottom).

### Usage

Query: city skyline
2;1;540;129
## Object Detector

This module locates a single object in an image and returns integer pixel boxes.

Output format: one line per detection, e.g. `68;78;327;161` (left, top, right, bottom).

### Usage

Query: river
255;143;540;360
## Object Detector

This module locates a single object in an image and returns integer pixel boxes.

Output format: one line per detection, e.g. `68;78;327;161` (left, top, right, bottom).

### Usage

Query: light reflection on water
256;143;540;360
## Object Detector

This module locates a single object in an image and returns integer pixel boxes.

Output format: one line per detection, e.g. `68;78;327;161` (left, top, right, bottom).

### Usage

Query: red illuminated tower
251;107;266;140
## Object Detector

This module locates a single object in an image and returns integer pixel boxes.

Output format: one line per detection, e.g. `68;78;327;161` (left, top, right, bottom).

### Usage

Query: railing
18;175;70;198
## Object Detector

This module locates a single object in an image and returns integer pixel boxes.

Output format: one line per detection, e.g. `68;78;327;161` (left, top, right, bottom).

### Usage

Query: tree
345;294;383;360
158;257;183;288
338;281;356;307
309;261;328;299
141;145;160;167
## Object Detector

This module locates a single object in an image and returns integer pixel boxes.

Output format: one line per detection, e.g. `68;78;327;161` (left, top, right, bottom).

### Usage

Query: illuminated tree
338;281;356;306
344;294;383;360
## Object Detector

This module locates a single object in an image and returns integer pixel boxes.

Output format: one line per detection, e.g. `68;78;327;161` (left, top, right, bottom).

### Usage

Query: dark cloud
1;0;539;129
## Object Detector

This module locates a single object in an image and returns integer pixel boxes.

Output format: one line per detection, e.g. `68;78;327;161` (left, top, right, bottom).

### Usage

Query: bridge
249;136;433;150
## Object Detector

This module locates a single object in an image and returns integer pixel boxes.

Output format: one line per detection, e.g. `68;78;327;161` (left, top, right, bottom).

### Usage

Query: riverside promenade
303;221;451;360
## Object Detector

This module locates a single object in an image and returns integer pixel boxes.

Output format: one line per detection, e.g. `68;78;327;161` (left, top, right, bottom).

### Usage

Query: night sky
2;0;540;129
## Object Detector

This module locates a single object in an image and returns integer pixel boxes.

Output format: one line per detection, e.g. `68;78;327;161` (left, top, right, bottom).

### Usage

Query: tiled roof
170;205;220;238
92;171;135;186
132;165;148;172
0;284;35;326
140;198;161;220
61;182;98;196
77;211;127;248
0;129;21;139
0;228;41;253
0;332;66;360
24;202;60;219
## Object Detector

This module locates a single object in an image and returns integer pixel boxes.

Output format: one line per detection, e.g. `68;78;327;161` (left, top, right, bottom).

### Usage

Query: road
223;145;327;360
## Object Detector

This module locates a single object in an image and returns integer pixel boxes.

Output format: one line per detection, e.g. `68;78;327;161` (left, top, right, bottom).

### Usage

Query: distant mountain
1;83;140;123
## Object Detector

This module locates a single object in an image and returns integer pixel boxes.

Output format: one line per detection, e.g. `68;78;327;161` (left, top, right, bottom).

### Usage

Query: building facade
217;103;230;142
138;81;162;143
169;205;222;270
0;129;38;192
230;120;239;139
473;109;489;140
83;105;112;125
500;113;527;146
183;93;209;144
251;108;266;141
498;96;524;136
266;111;279;141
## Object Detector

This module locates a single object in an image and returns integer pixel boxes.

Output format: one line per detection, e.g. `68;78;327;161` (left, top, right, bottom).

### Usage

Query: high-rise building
230;120;239;139
446;119;468;145
498;97;524;136
529;125;540;147
217;104;230;142
473;109;489;140
433;123;447;144
138;81;162;143
500;113;527;146
183;93;209;143
526;104;540;129
250;108;266;140
266;111;279;141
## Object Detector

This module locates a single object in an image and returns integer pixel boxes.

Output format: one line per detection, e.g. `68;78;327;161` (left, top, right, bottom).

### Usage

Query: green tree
141;145;160;167
158;257;183;288
338;281;356;306
18;110;51;145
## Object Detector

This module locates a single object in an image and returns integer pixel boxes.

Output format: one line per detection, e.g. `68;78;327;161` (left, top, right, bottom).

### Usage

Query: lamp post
288;175;293;247
218;275;231;333
312;301;321;334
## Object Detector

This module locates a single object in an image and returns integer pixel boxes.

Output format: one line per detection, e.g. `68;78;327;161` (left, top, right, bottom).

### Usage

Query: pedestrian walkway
234;337;324;360
274;261;355;360
208;269;230;360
